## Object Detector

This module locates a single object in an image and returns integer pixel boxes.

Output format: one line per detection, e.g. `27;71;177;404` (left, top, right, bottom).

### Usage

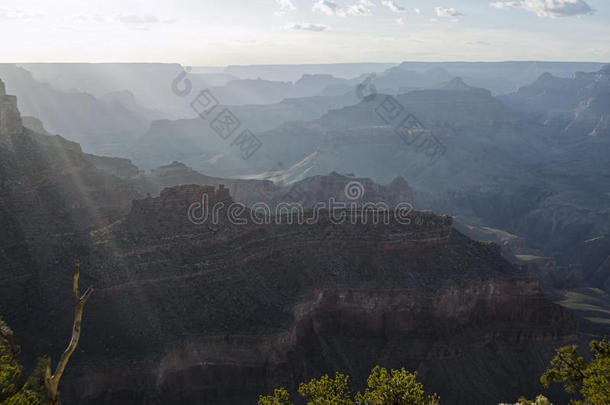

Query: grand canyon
1;1;609;404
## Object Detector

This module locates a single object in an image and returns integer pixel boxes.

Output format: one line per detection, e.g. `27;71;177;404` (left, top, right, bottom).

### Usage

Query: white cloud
313;0;374;17
116;14;175;24
287;22;328;31
382;0;405;13
435;7;463;17
490;0;592;18
413;7;421;14
396;17;405;25
275;0;297;16
313;0;343;15
347;3;373;16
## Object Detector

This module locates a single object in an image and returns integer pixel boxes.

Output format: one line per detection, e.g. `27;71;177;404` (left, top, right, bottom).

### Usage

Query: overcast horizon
1;0;609;65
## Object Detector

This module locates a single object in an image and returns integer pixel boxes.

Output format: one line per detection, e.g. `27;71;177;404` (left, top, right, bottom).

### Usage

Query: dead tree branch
44;260;93;405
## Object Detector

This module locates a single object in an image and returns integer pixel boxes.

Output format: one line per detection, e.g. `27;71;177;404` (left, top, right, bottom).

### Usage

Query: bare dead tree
43;260;93;405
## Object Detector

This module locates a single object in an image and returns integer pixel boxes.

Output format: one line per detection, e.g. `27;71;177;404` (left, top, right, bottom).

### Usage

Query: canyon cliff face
0;79;22;135
50;184;576;405
0;81;142;358
0;65;153;156
0;85;580;405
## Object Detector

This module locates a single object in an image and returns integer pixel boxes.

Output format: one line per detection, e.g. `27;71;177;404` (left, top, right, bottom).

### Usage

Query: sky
0;0;609;65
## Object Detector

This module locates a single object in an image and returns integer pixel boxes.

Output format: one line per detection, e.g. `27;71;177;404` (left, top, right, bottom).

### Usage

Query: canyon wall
0;84;581;405
52;185;577;405
0;79;22;135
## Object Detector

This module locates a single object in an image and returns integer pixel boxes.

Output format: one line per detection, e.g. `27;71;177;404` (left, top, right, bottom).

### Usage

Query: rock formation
0;84;589;405
0;64;150;157
143;161;278;205
0;79;22;135
272;171;416;208
0;84;142;361
48;184;577;405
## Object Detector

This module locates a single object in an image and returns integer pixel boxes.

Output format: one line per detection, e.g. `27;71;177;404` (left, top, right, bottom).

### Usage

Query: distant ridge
435;77;478;91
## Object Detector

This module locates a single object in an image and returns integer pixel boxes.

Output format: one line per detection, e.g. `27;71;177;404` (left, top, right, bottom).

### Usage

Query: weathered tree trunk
44;260;93;405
